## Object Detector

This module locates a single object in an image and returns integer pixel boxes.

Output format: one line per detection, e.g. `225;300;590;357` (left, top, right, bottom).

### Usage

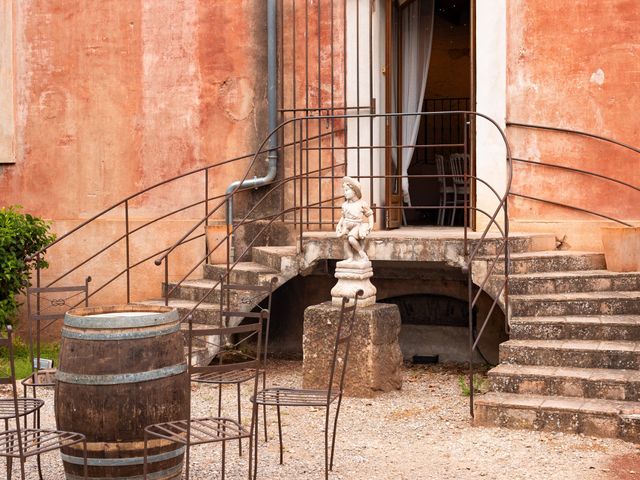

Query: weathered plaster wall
507;0;640;249
0;0;14;163
0;1;268;308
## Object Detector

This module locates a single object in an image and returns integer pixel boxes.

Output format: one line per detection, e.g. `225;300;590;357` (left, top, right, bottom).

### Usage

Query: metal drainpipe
225;0;278;262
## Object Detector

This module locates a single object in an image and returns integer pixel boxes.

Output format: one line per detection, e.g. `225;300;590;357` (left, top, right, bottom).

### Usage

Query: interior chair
251;292;362;480
435;154;455;226
449;153;471;226
1;325;87;480
190;276;276;456
144;315;266;480
22;280;90;400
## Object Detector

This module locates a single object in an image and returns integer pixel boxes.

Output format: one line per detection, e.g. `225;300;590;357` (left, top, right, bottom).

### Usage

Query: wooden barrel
55;305;189;480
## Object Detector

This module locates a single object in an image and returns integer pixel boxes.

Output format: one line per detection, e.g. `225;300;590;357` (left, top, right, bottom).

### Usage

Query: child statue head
342;176;362;200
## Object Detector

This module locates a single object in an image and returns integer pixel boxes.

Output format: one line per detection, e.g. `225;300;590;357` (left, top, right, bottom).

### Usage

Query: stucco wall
506;0;640;248
0;1;268;305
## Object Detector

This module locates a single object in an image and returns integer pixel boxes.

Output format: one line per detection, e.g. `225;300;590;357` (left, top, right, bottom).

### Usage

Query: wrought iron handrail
506;121;639;227
155;111;513;418
33;110;513;418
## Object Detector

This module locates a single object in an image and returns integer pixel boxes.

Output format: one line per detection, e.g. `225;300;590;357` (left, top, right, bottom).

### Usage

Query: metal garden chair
250;291;362;480
190;277;276;455
143;315;265;480
22;280;90;400
435;154;455;225
449;153;470;226
1;325;87;480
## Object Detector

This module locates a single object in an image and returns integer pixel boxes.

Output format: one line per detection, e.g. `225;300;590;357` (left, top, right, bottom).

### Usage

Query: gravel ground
3;360;639;479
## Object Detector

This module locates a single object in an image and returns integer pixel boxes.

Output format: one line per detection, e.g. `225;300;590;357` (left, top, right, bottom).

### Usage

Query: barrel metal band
62;322;180;341
56;364;187;385
62;446;185;467
64;462;183;480
64;310;179;329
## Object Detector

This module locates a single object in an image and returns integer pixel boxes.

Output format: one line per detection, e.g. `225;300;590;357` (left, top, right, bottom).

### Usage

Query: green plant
458;373;488;396
0;206;56;328
0;336;60;379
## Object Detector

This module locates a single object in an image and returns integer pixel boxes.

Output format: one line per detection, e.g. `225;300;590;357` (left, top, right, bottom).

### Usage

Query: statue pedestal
302;302;403;397
330;259;377;307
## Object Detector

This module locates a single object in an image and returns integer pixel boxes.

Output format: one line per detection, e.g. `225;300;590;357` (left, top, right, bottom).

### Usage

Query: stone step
508;270;640;295
203;262;279;285
493;251;606;275
474;392;640;442
499;339;640;369
469;234;557;256
251;246;298;273
510;291;640;317
488;364;640;401
510;315;640;341
135;299;220;325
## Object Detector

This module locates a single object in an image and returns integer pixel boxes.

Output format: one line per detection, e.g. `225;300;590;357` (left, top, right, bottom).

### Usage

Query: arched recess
264;261;507;364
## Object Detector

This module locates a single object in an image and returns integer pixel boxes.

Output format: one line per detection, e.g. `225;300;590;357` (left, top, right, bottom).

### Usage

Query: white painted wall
0;0;14;163
475;0;508;231
345;0;509;231
345;0;386;226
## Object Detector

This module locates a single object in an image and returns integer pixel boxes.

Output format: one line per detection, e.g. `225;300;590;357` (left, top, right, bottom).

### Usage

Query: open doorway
385;0;472;228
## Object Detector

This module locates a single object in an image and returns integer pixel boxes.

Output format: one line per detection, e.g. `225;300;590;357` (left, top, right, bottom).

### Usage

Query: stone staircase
141;245;298;363
474;249;640;443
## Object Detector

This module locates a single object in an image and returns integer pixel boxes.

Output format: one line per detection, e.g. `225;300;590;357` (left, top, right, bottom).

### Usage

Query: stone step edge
501;339;639;351
510;291;640;301
488;364;640;382
474;392;640;416
510;315;640;325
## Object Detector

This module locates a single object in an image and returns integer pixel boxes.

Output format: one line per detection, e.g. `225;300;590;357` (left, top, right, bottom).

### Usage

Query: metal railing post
125;200;130;304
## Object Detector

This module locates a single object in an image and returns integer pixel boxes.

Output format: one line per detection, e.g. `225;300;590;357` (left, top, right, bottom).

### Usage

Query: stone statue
335;176;374;264
331;177;377;307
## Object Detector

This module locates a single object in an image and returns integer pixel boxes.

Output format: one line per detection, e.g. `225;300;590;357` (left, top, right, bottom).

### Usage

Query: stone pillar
303;302;403;397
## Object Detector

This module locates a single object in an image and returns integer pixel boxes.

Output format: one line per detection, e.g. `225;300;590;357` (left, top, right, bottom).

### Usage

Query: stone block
303;302;402;397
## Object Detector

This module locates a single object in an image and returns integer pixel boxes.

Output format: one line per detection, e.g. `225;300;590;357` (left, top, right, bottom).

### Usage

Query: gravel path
3;361;639;479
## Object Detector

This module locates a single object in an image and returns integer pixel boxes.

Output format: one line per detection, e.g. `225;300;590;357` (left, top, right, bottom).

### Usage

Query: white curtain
392;0;435;206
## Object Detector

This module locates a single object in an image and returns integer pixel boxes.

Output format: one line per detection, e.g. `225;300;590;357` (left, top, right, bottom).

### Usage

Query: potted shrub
0;206;56;328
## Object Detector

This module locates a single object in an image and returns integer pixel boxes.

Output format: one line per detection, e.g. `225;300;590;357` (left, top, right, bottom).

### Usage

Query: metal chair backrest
187;318;264;414
326;292;362;401
26;280;90;371
218;276;276;371
435;154;447;187
0;326;26;457
449;153;469;185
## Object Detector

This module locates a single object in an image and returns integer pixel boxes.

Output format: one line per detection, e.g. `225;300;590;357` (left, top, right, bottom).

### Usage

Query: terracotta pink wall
506;0;640;226
0;1;268;307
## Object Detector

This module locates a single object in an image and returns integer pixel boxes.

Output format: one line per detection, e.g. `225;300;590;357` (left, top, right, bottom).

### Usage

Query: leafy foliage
458;373;488;396
0;206;56;328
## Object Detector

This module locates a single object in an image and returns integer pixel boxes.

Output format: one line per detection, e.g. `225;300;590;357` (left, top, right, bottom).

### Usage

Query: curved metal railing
154;111;513;416
506;121;639;227
32;111;513;416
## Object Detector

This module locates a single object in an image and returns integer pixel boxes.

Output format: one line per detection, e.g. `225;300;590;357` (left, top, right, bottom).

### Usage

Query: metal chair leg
450;186;458;226
262;371;268;442
324;405;331;480
221;424;227;480
276;405;283;465
82;439;88;480
252;406;259;480
330;395;344;471
185;440;191;480
143;433;149;480
237;383;243;456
